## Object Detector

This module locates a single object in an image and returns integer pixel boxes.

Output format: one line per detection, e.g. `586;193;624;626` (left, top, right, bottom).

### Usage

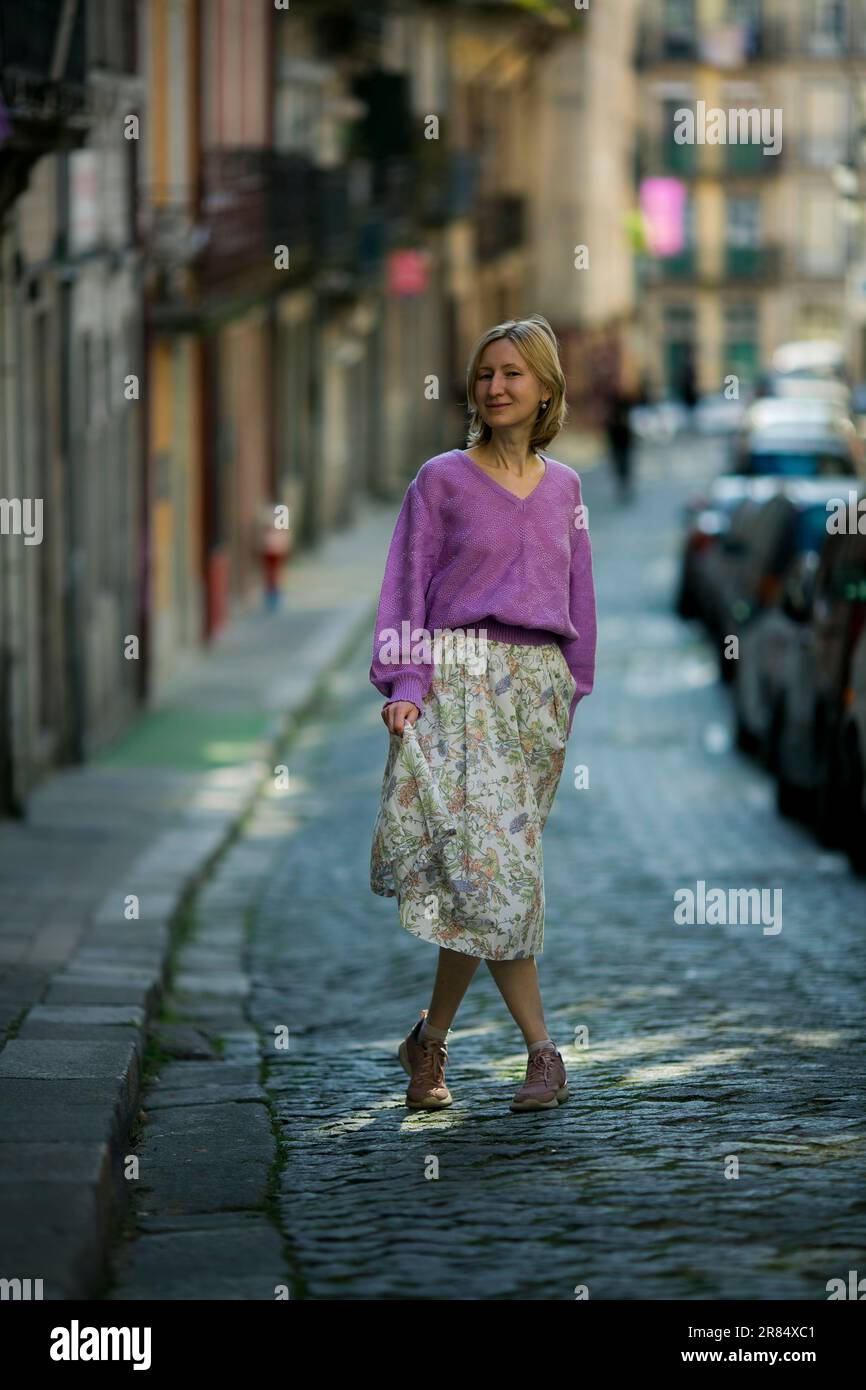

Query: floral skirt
369;640;577;960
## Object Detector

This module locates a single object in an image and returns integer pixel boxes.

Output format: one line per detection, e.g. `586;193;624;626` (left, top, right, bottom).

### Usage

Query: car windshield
746;450;850;476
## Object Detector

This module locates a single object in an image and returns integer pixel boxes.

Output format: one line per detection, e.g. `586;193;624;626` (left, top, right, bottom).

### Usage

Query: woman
369;314;597;1113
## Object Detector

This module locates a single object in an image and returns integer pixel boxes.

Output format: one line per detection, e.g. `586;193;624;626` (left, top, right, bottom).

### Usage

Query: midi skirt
369;639;577;960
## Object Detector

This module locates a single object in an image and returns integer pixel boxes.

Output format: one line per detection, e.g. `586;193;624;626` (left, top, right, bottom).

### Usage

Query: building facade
1;0;598;816
635;0;866;397
0;0;142;813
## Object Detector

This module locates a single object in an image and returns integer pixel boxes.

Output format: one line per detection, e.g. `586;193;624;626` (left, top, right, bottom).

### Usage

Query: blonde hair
465;313;569;451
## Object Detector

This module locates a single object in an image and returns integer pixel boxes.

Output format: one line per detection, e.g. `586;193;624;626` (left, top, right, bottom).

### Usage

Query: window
726;194;760;247
724;299;759;388
726;0;761;21
663;98;697;172
664;0;697;52
804;81;847;167
808;0;846;56
664;302;697;332
662;303;697;397
725;299;759;335
801;187;844;273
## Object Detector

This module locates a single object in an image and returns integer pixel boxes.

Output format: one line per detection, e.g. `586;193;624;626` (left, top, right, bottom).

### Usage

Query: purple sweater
369;448;597;736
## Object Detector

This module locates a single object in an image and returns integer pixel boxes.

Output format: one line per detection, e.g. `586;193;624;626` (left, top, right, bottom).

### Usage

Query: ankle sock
528;1038;556;1057
418;1017;449;1044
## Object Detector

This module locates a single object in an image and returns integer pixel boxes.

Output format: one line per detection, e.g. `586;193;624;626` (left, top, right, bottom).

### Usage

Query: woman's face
473;339;546;430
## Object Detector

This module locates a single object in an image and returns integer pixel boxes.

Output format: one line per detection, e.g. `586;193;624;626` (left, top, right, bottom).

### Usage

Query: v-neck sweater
369;447;597;737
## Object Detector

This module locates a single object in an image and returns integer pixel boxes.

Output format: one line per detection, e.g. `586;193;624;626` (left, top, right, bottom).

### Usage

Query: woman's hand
382;700;421;735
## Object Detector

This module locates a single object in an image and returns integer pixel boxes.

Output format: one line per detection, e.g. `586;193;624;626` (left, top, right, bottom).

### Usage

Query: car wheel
676;573;699;619
776;771;806;820
773;702;807;820
764;700;783;775
840;732;866;876
718;640;737;684
733;697;757;755
813;716;843;847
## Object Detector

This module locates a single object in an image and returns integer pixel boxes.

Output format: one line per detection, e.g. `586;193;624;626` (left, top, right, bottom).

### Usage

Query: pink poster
639;177;686;256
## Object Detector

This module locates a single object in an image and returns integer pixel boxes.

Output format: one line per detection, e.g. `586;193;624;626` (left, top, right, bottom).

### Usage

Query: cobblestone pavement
108;434;866;1301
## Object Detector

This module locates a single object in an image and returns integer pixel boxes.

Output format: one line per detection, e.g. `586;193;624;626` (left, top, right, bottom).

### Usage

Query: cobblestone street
107;437;866;1301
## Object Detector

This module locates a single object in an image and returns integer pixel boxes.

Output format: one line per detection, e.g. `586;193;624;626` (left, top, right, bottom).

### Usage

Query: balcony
724;243;782;281
638;16;866;67
357;153;412;246
660;138;699;177
474;193;525;260
416;147;480;226
642;242;784;289
144;150;320;318
724;139;782;175
738;16;866;60
313;164;355;270
196;147;380;292
265;153;318;287
653;246;697;282
639;137;784;181
697;23;772;65
0;0;90;213
197;148;270;287
637;21;776;66
0;0;86;83
636;26;698;66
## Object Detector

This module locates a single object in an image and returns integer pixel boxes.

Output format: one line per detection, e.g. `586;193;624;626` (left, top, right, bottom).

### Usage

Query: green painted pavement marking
93;709;271;770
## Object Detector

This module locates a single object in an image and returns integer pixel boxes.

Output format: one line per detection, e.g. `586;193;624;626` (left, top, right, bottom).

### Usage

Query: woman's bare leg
426;946;483;1030
485;956;549;1047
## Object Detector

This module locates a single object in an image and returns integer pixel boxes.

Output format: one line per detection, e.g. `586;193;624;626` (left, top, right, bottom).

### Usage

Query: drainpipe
0;211;25;815
58;152;85;763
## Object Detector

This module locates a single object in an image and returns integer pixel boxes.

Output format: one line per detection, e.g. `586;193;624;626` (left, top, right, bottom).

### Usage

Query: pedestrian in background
676;350;698;415
369;314;597;1113
603;379;638;503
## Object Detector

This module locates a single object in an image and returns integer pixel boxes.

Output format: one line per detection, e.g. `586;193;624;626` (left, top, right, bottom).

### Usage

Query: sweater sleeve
369;476;443;714
558;475;597;736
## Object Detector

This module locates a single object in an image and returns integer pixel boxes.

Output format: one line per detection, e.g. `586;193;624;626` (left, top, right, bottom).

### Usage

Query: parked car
771;522;866;841
770;338;846;381
733;393;860;463
761;375;853;413
693;392;747;435
677;379;861;628
838;624;866;874
731;482;850;750
676;475;784;623
742;398;853;436
732;419;862;478
700;493;766;662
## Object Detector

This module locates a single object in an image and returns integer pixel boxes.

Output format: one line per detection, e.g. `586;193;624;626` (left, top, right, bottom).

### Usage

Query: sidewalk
0;427;604;1299
0;491;406;1298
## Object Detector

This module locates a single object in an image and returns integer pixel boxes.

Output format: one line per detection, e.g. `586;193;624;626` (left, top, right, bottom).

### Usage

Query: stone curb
0;596;375;1300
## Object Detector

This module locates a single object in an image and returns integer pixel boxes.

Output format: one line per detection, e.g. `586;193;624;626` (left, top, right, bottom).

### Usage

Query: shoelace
527;1048;558;1084
416;1040;447;1089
